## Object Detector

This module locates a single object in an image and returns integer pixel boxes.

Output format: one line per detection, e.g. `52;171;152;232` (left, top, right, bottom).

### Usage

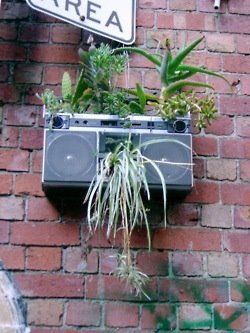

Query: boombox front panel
43;130;97;185
140;133;192;188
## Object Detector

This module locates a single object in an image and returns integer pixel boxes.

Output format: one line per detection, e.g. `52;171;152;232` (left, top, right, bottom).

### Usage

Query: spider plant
84;135;191;297
114;37;230;128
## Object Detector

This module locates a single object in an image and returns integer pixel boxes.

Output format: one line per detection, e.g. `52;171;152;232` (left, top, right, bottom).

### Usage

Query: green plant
114;36;230;128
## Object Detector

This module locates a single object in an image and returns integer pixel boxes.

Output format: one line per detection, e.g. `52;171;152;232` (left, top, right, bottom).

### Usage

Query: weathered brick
29;45;79;64
51;25;81;44
236;117;250;137
153;227;221;251
223;55;250;74
0;197;24;220
157;12;174;29
20;128;43;150
224;232;250;253
234;206;250;229
32;150;43;173
100;250;118;274
167;203;199;226
206;33;235;53
159;278;229;302
219;15;250;34
202;204;232;228
137;10;154;28
15;174;44;197
179;304;212;330
0;84;20;102
237;35;250;54
146;30;175;49
214;304;248;331
105;303;139;328
0;149;29;171
137;251;168;276
19;23;49;42
139;0;166;9
207;74;238;96
170;0;196;10
14;65;43;84
0;174;12;195
4;105;36;126
0;3;29;20
64;247;98;273
0;221;9;243
141;304;176;330
229;0;250;14
28;299;64;326
220;138;250;158
0;44;26;61
240;160;250;182
11;222;80;246
0;245;24;269
205;115;234;136
66;301;101;326
0;127;19;148
0;64;8;82
241;75;250;95
184;181;220;204
221;184;250;205
193;136;218;156
14;273;84;297
116;71;142;89
172;252;203;276
188;52;222;71
27;197;59;221
144;70;162;89
207;159;237;181
26;247;61;271
0;23;17;40
44;66;77;85
207;253;238;277
242;255;250;278
231;280;250;302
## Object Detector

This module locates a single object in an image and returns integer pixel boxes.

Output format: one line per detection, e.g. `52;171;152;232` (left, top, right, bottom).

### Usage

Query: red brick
0;43;26;61
0;174;12;194
100;250;118;274
0;197;24;220
0;245;24;269
44;66;77;85
214;304;248;331
208;74;238;95
236;117;250;137
139;0;166;9
130;53;155;69
193;136;218;156
29;45;79;64
223;55;250;74
146;30;175;49
143;70;162;89
0;64;8;82
202;204;232;228
137;251;168;276
0;149;29;171
19;23;49;42
116;71;143;89
231;280;250;302
30;329;79;333
242;255;250;278
141;304;176;330
237;35;250;54
207;159;237;181
174;13;215;31
11;222;80;246
170;0;196;10
0;84;20;102
193;158;205;179
157;13;174;29
229;0;250;14
137;10;154;28
172;252;203;277
234;206;250;229
105;303;139;328
4;105;36;126
14;64;43;84
0;3;29;19
224;232;250;253
220;138;250;158
28;299;64;326
15;174;44;197
219;15;250;34
207;253;238;277
0;221;9;243
32;150;43;173
51;25;81;44
14;273;84;297
66;301;101;326
26;247;61;271
184;181;220;204
159;278;229;302
179;304;212;330
27;197;59;221
153;227;221;251
86;275;158;301
240;160;250;181
205;115;234;136
0;127;19;147
21;128;43;150
64;247;98;273
206;33;235;53
241;75;250;95
187;52;222;71
221;184;250;205
0;23;17;40
168;203;199;226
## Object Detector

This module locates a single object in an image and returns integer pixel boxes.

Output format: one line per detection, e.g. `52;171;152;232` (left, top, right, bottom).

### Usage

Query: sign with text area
26;0;137;44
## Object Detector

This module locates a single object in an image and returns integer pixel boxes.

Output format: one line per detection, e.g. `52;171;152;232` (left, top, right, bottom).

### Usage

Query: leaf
136;83;146;109
62;72;72;100
160;50;170;86
129;101;143;114
163;80;215;97
72;69;89;106
113;47;161;67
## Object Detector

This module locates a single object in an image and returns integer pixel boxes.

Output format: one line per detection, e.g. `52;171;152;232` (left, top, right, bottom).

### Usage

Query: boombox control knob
173;120;187;133
52;116;64;129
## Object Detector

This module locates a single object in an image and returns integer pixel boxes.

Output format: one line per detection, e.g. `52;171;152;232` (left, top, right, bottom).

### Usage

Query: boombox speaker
42;114;193;194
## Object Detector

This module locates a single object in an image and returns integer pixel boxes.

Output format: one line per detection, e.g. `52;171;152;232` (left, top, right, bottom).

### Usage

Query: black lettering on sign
87;1;101;24
53;0;59;7
65;0;81;16
105;11;123;32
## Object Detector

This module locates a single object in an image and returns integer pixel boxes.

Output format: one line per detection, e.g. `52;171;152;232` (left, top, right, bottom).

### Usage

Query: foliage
114;36;230;128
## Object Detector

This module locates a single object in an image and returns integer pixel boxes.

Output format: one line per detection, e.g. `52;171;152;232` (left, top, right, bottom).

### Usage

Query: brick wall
0;0;249;331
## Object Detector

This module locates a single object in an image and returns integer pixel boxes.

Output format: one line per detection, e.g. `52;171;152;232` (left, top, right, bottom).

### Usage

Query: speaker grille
43;131;97;182
141;134;192;186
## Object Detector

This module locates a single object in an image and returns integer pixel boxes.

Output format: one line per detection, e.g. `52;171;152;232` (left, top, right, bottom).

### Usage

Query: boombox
42;114;193;194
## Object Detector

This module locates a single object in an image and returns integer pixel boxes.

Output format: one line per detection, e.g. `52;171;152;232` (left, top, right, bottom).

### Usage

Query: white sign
26;0;137;44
